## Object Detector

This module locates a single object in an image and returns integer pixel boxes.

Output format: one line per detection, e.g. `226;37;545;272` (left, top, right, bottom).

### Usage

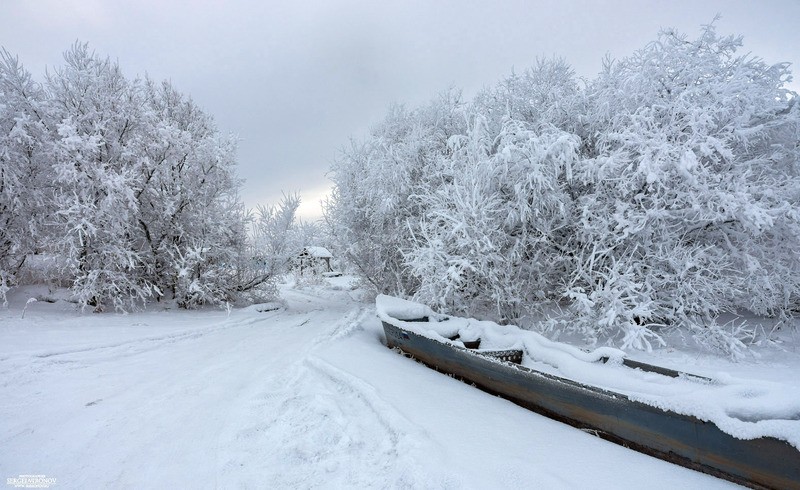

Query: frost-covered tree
136;78;247;308
406;60;581;322
291;219;328;253
239;193;300;299
0;42;253;311
567;22;800;353
406;118;578;322
329;62;581;317
473;57;580;133
45;43;154;311
327;22;800;356
324;90;466;295
0;50;52;304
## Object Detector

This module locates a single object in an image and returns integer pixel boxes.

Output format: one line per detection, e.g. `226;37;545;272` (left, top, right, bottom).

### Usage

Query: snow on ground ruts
0;279;780;488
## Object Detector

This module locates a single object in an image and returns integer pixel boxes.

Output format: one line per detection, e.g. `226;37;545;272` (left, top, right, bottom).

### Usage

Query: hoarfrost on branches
0;49;51;305
0;43;294;311
239;193;301;300
327;23;800;356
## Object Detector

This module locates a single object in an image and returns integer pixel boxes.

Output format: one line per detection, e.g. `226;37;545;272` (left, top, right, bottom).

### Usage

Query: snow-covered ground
2;278;795;489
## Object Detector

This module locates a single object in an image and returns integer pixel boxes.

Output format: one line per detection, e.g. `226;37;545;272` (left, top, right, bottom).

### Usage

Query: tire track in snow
42;312;281;359
0;312;276;375
217;354;458;489
310;306;370;346
305;356;424;452
0;311;283;384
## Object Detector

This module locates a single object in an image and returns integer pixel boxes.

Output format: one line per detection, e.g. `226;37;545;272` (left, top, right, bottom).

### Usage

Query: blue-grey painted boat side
382;320;800;490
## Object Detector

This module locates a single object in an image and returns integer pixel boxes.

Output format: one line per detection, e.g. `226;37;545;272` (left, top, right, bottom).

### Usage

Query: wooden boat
381;315;800;489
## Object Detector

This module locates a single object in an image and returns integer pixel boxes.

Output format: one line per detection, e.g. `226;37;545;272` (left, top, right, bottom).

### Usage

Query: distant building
297;246;334;274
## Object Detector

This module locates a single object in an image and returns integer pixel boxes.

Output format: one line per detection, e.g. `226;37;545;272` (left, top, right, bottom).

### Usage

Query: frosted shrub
328;23;800;356
238;193;301;301
0;50;51;306
567;22;800;353
407;118;577;322
324;92;466;295
0;43;254;311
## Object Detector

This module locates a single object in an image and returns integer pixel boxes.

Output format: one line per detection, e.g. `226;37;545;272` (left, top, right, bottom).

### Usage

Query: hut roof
303;246;333;258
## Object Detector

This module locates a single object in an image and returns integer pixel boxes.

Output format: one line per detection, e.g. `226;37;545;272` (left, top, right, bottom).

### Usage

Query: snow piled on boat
376;295;800;449
374;294;445;323
376;294;624;360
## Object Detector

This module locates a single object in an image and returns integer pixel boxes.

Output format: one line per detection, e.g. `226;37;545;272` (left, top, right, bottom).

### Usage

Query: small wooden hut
297;246;333;274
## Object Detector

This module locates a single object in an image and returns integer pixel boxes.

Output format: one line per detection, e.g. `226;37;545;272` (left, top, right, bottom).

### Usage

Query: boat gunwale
380;316;800;490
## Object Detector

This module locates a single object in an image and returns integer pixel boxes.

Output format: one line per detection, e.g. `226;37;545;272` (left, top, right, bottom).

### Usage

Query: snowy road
0;283;735;489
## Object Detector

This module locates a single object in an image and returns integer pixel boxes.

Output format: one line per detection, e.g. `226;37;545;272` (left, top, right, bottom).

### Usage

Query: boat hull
383;320;800;490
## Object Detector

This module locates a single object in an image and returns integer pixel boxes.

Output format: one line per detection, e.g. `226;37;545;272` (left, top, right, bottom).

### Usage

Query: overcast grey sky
2;0;799;219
